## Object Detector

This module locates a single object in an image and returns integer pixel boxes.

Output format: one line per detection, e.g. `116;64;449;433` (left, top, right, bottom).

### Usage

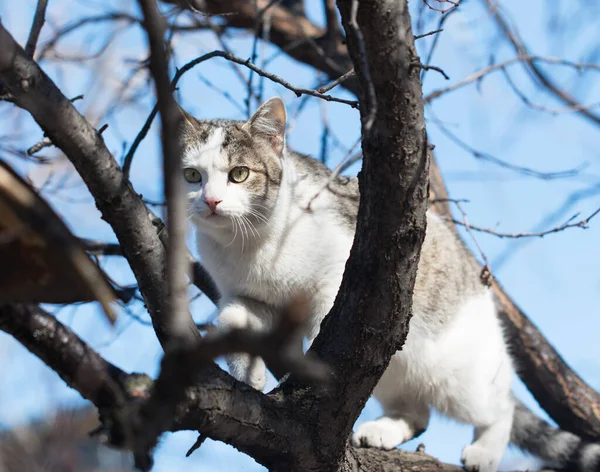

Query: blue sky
0;1;599;471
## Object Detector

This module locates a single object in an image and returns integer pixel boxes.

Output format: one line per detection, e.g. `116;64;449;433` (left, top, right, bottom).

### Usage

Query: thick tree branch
0;304;127;409
343;447;462;472
267;1;430;470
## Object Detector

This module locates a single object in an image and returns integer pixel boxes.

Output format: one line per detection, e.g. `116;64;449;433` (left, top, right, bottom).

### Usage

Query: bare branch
446;199;492;286
412;61;450;80
346;0;376;133
0;303;301;465
414;27;444;40
316;68;355;94
447;206;600;239
423;0;460;14
137;0;196;347
500;66;600;115
323;0;342;54
25;0;49;57
0;303;127;409
148;210;220;304
271;0;430;469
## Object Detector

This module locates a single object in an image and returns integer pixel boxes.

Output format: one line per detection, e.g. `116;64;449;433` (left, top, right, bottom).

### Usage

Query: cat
180;97;600;472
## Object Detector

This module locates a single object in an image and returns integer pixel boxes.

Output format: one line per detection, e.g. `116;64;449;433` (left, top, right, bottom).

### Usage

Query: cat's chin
192;213;230;230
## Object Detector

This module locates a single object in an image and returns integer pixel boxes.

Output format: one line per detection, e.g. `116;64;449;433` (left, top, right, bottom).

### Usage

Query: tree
0;0;599;471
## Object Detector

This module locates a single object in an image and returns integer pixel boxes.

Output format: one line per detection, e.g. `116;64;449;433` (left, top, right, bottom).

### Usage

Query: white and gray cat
180;97;600;472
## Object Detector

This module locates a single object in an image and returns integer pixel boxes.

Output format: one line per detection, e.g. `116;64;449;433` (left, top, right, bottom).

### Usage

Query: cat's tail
511;399;600;471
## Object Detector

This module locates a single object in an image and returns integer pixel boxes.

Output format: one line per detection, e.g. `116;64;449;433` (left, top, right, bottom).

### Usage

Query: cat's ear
245;97;287;154
175;102;196;131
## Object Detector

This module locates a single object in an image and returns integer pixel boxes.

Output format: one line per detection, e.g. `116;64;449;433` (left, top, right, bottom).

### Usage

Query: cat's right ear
244;97;287;155
175;103;196;132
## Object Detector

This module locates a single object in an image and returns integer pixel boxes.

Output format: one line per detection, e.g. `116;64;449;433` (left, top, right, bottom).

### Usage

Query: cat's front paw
228;354;267;391
351;418;411;450
245;357;267;391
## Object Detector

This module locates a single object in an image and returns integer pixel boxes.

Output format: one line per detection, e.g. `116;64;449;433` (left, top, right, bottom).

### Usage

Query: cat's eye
229;166;250;183
184;168;202;183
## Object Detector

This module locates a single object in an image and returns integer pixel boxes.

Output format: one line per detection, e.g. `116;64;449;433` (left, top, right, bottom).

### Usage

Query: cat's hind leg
461;400;514;472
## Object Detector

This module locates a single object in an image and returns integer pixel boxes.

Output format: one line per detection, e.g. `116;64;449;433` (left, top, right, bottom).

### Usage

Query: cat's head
178;97;287;239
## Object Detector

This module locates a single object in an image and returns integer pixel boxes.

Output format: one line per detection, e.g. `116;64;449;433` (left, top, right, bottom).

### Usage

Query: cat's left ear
245;97;287;155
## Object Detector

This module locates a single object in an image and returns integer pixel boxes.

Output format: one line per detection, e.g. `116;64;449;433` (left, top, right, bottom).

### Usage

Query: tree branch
446;206;600;239
25;0;49;58
269;0;430;469
0;303;127;409
137;0;196;346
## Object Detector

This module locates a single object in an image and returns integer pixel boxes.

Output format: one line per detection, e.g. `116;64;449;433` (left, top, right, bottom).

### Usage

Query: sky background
0;0;599;470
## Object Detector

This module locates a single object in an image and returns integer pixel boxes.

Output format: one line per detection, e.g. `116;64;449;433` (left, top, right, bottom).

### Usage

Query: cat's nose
205;198;222;213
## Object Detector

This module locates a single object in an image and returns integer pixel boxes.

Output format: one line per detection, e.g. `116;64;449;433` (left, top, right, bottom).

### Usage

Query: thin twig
412;61;449;80
25;0;49;57
414;28;444;40
307;138;361;210
26;95;84;155
500;66;599;115
81;239;122;256
423;0;459;14
449;200;492;286
421;5;459;81
137;0;195;345
247;0;281;115
448;206;600;239
148;211;220;305
316;69;355;94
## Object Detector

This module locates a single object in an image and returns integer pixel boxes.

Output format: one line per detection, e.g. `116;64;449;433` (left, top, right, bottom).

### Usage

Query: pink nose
205;198;222;213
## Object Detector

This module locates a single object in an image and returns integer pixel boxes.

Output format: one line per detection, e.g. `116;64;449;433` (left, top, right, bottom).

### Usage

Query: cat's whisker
241;214;260;239
248;209;269;223
236;215;246;253
247;209;272;230
225;216;238;247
